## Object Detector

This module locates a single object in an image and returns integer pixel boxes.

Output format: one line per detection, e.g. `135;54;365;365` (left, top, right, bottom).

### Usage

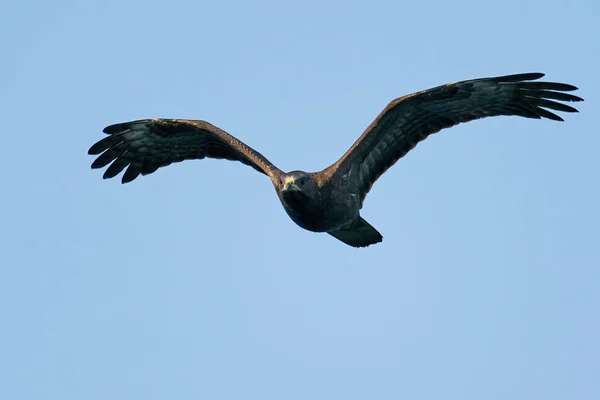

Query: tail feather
328;217;383;248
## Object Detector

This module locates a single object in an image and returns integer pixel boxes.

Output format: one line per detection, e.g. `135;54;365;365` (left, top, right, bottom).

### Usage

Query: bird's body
277;171;360;232
89;73;583;247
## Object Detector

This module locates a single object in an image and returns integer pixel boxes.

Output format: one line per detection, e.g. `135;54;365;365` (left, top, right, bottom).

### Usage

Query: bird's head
279;171;318;197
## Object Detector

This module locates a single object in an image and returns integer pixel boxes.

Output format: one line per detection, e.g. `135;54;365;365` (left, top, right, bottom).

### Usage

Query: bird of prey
89;73;582;247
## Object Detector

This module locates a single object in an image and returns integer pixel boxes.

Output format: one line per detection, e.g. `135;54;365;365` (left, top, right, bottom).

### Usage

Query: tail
328;217;383;248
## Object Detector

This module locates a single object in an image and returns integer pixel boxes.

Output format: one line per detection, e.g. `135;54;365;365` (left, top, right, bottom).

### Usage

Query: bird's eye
299;177;305;185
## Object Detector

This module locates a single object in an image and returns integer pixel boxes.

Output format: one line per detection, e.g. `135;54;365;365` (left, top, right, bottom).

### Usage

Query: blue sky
2;0;599;399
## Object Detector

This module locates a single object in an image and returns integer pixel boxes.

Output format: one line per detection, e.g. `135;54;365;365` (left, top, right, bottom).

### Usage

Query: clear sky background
1;0;599;399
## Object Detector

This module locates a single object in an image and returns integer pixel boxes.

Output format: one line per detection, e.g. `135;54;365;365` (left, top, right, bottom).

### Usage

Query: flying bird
89;73;583;247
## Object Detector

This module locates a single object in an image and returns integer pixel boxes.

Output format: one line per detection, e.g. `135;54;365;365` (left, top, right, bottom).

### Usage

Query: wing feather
319;73;583;204
89;118;281;184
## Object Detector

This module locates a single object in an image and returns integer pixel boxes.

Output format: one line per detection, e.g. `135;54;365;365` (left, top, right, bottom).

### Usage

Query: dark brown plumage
89;73;583;247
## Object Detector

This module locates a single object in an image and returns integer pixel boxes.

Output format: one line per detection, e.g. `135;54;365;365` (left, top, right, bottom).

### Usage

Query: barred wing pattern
89;119;281;183
322;73;583;204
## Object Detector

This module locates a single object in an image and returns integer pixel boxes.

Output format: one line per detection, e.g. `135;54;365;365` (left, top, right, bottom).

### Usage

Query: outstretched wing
319;73;583;204
89;118;282;183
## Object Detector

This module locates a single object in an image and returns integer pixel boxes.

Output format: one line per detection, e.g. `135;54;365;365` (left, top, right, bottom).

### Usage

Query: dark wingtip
498;72;545;82
89;123;130;155
571;94;584;102
520;72;545;81
102;169;115;180
544;82;579;92
88;142;105;155
121;175;134;184
103;123;127;134
90;158;105;169
560;84;579;92
103;119;153;134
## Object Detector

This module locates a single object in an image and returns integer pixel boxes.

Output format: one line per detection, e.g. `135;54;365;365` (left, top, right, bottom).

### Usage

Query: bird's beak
283;178;299;191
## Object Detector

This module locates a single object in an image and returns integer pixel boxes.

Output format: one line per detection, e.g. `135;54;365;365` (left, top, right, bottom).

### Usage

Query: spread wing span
322;73;583;204
88;119;281;183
